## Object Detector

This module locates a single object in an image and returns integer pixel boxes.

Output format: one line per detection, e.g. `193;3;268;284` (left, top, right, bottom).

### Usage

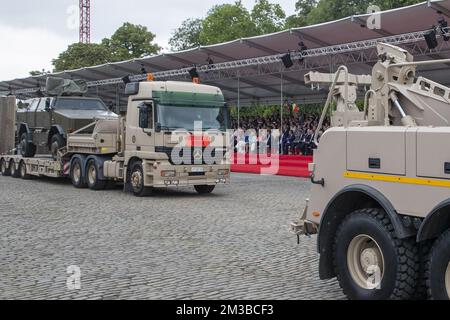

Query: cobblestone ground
0;173;345;300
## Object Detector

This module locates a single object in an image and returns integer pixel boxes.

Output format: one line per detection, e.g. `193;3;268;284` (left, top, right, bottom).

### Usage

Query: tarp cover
46;77;88;96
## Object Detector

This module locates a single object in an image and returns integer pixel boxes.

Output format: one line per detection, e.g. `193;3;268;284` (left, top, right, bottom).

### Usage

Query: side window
36;98;48;111
30;99;39;111
138;102;153;129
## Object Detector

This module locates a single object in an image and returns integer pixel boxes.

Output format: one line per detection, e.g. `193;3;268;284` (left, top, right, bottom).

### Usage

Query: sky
0;0;297;81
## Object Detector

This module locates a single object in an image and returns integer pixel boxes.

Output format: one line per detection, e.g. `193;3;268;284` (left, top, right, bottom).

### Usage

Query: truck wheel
19;161;32;180
426;229;450;300
0;159;11;176
86;159;106;190
334;208;419;300
414;241;433;300
50;134;65;160
194;185;216;194
10;160;20;178
19;133;36;158
70;158;87;189
130;161;152;197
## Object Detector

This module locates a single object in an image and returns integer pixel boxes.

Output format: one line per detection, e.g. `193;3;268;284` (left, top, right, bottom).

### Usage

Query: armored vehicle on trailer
292;43;450;300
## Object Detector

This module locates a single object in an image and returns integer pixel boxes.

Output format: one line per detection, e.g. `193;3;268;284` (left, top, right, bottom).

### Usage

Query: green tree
29;69;50;76
169;18;204;51
285;0;318;28
199;1;258;45
104;22;161;61
52;43;111;72
251;0;286;34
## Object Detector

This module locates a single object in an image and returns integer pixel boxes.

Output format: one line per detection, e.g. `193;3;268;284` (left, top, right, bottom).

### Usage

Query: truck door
34;98;52;129
127;101;155;151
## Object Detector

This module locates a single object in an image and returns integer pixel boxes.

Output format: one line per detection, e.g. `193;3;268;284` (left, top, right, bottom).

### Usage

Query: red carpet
231;154;313;178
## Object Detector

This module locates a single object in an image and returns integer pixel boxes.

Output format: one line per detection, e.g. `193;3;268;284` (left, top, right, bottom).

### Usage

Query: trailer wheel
10;160;20;178
426;229;450;300
0;159;11;176
194;185;216;194
130;161;152;197
19;161;31;180
333;208;419;300
50;134;65;160
70;158;87;189
19;133;36;158
86;159;106;190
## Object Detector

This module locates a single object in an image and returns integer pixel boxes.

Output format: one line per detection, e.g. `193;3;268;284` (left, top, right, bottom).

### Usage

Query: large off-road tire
129;161;152;197
194;185;216;194
414;240;433;300
70;158;87;189
0;158;11;176
19;161;32;180
50;134;65;160
19;133;36;158
334;208;419;300
426;229;450;300
86;159;107;191
9;160;20;178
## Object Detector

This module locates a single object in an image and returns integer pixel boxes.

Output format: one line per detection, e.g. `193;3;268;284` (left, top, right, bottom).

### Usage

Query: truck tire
414;241;433;300
9;160;20;178
194;185;216;194
19;133;36;158
70;158;87;189
19;161;32;180
333;208;419;300
130;161;152;197
426;229;450;300
50;134;65;160
86;159;106;190
0;159;11;176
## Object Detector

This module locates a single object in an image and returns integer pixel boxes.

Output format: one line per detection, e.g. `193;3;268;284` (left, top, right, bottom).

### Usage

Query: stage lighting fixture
140;65;148;74
438;16;449;41
189;67;199;79
281;52;294;69
298;41;308;63
424;28;439;49
122;75;131;84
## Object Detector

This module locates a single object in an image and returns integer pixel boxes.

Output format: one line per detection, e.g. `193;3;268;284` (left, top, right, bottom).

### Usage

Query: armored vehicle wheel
50;134;65;160
19;161;32;180
130;161;152;197
0;159;11;176
70;158;87;189
9;160;20;178
427;229;450;300
86;160;106;190
194;185;216;194
19;133;36;158
334;208;418;300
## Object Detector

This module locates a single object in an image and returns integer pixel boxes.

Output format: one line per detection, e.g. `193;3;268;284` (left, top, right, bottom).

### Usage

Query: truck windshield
156;104;229;131
55;98;108;111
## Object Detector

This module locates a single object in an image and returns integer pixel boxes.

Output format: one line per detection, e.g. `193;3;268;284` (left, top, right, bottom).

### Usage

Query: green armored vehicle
16;78;118;158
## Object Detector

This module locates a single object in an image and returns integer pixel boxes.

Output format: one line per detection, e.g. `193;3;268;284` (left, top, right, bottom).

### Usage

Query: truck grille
155;147;225;165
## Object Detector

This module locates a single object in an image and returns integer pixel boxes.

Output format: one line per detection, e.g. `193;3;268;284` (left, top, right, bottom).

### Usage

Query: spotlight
189;67;199;79
438;16;449;41
424;28;439;49
298;41;308;63
281;52;294;69
140;65;147;74
122;75;131;84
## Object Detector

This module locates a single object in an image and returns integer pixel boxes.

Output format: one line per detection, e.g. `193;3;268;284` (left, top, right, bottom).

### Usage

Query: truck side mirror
155;122;162;133
45;98;51;112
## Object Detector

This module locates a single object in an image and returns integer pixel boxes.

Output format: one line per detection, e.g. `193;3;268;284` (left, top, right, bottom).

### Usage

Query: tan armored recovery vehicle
292;43;450;300
1;80;230;196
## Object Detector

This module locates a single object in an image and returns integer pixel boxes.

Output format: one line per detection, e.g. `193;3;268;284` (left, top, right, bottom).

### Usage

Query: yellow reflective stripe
343;171;450;188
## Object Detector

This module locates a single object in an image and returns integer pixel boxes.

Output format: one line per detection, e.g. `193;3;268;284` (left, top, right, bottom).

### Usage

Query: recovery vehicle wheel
19;133;36;158
50;134;65;160
70;158;87;189
426;229;450;300
130;161;152;197
334;208;419;300
0;158;11;176
194;185;216;194
10;160;20;178
86;159;107;190
19;161;32;180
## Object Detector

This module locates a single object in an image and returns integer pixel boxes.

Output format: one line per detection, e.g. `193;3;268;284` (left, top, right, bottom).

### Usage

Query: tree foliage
52;23;160;72
169;18;203;51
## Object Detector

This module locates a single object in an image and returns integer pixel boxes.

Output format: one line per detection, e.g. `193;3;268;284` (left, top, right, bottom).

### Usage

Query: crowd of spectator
231;113;330;156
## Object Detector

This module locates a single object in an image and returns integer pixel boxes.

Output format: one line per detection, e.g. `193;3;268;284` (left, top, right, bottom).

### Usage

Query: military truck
16;77;118;159
1;80;230;196
292;43;450;300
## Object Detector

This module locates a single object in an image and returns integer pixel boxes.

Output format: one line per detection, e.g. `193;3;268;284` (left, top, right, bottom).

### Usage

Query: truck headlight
161;170;176;177
218;169;229;176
